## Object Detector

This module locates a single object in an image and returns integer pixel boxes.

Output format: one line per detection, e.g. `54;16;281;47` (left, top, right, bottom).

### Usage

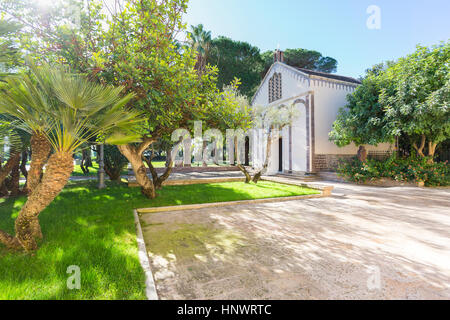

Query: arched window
268;72;282;103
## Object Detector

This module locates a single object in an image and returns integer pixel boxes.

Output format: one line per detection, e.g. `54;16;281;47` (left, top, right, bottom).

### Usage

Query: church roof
251;62;361;105
294;67;361;84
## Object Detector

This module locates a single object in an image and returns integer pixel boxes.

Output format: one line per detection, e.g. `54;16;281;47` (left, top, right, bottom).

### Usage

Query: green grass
71;162;128;177
71;162;99;177
137;180;320;207
151;161;166;168
0;180;318;299
71;161;166;177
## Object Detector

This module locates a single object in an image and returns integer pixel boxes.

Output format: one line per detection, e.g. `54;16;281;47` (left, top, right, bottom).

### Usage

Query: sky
183;0;450;79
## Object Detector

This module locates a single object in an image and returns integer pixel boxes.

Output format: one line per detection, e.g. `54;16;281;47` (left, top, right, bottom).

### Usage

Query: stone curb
133;209;159;300
137;192;327;214
260;177;334;196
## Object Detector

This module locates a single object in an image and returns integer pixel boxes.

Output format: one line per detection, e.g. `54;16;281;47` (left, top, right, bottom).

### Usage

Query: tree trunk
155;163;173;189
237;164;251;183
0;152;21;186
118;142;156;199
253;130;273;184
427;141;437;163
143;152;173;190
0;230;22;250
412;135;426;158
14;152;73;251
143;156;159;184
8;156;20;197
0;181;7;197
80;149;91;175
27;133;52;194
104;164;121;182
202;140;208;167
0;162;8;197
357;145;368;163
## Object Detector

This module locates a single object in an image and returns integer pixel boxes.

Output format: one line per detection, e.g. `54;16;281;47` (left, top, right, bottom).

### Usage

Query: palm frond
1;62;140;155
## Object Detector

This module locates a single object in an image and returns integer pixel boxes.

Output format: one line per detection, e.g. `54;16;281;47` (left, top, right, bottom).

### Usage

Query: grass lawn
138;180;320;207
0;179;318;299
71;162;99;177
71;161;166;177
71;162;129;177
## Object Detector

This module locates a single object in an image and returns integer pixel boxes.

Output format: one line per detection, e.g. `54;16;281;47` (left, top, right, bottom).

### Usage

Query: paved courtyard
140;181;450;300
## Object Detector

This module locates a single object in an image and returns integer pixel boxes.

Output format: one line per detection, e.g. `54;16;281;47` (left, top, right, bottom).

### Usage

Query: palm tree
0;65;138;251
0;120;22;187
0;68;54;194
188;24;212;75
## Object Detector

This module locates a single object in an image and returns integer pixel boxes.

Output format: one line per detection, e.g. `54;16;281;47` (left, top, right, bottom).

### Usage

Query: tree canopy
261;48;338;75
207;36;263;98
188;24;339;99
330;42;449;160
329;63;391;147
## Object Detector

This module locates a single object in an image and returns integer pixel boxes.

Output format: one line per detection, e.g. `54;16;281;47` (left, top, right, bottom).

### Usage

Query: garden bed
336;156;449;187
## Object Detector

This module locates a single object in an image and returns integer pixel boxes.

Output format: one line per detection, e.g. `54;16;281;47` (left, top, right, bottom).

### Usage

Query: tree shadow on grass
0;180;147;300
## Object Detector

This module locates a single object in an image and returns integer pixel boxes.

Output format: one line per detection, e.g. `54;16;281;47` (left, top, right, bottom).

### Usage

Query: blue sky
183;0;450;79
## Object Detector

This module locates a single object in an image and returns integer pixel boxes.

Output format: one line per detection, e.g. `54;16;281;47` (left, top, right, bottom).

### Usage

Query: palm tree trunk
8;157;20;197
0;181;7;196
0;230;22;250
0;152;21;186
27;133;52;194
14;152;73;251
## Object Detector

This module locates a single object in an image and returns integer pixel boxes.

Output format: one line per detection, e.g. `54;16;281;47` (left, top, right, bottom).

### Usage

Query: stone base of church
313;154;354;172
313;151;392;172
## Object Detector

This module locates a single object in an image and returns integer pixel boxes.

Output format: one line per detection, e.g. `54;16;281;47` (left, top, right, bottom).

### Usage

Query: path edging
133;209;159;300
137;192;328;214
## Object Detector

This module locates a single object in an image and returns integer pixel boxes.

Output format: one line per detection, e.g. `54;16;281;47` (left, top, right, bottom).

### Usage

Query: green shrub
337;155;450;186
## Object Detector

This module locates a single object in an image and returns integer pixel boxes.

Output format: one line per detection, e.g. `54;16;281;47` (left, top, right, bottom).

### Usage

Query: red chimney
273;49;284;63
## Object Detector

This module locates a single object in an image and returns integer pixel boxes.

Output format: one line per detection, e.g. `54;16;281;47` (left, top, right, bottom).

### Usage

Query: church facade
251;51;391;174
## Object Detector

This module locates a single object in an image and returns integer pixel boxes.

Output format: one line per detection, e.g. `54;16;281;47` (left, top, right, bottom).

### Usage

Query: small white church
251;50;391;174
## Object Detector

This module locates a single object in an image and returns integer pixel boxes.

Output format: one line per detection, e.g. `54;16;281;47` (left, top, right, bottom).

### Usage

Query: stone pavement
140;179;450;300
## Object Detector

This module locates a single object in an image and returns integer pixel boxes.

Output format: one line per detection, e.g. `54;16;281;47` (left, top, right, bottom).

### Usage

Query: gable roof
251;62;361;104
294;67;361;85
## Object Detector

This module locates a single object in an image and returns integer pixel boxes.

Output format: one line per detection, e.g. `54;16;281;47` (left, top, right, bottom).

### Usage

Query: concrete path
140;180;450;300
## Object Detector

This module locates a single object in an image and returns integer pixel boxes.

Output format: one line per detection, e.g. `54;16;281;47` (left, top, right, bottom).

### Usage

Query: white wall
252;64;392;175
291;104;308;172
311;79;391;155
252;63;310;106
252;63;310;173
